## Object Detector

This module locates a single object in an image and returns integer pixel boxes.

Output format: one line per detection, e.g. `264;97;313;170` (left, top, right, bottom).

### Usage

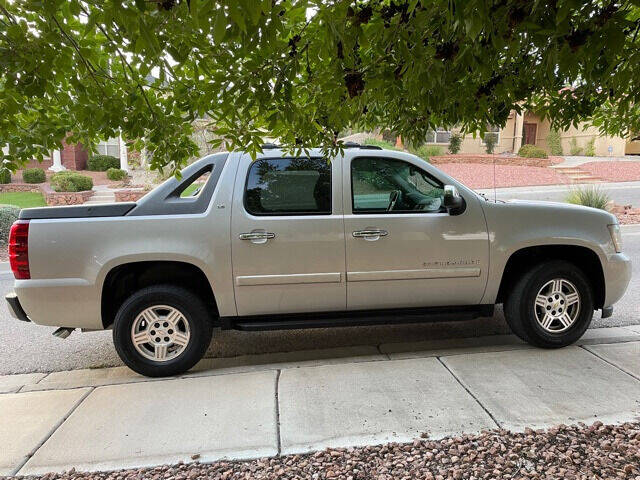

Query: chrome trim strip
347;268;481;282
236;272;342;286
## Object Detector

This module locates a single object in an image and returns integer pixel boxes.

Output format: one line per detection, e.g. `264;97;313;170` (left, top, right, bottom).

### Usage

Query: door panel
343;153;489;310
231;155;346;316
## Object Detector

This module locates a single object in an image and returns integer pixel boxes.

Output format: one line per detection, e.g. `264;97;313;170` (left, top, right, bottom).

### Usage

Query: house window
424;127;451;144
483;125;500;144
96;138;120;158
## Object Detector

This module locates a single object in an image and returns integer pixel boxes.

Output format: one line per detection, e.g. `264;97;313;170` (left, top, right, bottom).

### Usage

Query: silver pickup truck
6;144;631;377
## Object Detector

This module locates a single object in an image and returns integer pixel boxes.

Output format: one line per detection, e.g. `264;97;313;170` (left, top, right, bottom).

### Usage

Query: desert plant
87;154;120;171
584;138;595;156
22;168;46;184
448;133;463;154
363;138;399;150
569;138;583;155
0;169;11;184
547;129;563;155
484;135;497;154
566;186;610;210
0;204;21;243
409;145;442;162
518;144;548;158
50;171;93;192
106;168;127;181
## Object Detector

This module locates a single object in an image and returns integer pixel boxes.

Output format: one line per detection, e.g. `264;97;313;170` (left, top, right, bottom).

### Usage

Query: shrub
569;138;583;155
0;169;11;184
22;168;46;184
381;130;397;143
0;205;21;244
408;144;442;162
484;135;497;154
87;155;120;171
548;129;563;155
50;171;93;192
448;133;463;154
363;138;399;150
106;168;127;181
566;186;610;210
518;144;548;158
584;138;595;156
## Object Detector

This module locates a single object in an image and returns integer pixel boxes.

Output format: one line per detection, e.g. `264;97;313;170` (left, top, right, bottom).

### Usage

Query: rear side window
244;158;331;215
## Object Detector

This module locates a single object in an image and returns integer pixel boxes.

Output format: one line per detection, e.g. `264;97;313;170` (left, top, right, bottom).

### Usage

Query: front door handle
239;232;276;244
352;229;388;240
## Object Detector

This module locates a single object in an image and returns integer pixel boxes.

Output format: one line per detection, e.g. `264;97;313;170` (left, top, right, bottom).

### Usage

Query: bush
566;186;610;210
87;155;120;171
0;205;21;244
50;171;93;192
106;168;127;181
569;138;583;155
584;138;595;156
408;144;442;161
363;138;399;150
0;169;11;184
518;144;548;158
484;135;497;154
22;168;46;184
381;130;397;143
548;129;563;155
448;133;463;154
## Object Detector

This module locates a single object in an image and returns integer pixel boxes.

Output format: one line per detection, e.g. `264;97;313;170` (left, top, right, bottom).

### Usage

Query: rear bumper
6;292;30;322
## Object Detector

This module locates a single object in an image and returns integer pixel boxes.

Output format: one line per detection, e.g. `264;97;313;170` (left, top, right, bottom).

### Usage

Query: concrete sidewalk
1;326;639;476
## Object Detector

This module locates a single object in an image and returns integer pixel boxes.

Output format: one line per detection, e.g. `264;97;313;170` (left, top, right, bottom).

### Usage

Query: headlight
608;224;622;253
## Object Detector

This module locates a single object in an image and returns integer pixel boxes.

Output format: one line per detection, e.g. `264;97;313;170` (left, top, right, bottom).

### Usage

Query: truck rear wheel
113;285;213;377
504;260;594;348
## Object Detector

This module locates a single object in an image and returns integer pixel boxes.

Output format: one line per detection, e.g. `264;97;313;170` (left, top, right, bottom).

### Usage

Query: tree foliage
1;1;640;173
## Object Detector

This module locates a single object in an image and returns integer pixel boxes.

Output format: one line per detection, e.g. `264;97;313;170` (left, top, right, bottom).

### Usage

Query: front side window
351;157;445;214
245;158;331;215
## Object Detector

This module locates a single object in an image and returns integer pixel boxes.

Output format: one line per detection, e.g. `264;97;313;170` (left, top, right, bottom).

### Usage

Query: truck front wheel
113;285;213;377
504;260;594;348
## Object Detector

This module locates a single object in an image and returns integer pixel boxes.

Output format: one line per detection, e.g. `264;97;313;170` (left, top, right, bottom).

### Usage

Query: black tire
113;285;213;377
504;260;594;348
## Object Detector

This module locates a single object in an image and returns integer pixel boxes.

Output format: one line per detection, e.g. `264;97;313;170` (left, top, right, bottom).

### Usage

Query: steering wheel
387;190;401;211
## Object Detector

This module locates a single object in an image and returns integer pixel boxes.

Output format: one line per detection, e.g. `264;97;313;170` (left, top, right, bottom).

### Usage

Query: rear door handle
239;232;276;244
352;229;388;240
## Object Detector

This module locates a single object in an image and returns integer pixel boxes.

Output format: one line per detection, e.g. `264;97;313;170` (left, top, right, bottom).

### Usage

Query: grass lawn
0;191;47;208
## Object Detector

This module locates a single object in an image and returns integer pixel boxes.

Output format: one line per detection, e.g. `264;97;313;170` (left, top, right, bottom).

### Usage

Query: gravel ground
10;422;639;480
438;163;568;189
579;161;640;183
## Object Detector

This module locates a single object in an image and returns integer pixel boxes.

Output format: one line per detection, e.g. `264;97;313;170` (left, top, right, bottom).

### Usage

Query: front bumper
603;253;632;308
6;292;30;322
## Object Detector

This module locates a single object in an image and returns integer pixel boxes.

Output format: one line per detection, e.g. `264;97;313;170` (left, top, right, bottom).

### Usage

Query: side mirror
443;185;465;215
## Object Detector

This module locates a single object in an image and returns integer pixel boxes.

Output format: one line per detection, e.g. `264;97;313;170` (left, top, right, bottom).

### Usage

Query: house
421;110;640;157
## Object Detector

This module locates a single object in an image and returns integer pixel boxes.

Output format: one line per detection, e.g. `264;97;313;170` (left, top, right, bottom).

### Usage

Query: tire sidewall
113;286;211;377
519;262;594;347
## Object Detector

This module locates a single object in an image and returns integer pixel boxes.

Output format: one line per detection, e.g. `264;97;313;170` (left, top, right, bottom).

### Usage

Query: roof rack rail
342;141;382;150
260;143;281;150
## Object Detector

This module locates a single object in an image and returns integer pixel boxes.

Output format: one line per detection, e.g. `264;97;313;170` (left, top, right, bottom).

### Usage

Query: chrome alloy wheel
130;305;191;361
534;279;581;333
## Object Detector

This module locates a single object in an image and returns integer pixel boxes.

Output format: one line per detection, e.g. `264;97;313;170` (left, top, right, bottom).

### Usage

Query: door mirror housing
443;185;465;215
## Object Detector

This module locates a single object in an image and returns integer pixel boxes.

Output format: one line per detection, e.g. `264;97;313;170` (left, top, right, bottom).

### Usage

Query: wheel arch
101;260;219;328
495;245;605;309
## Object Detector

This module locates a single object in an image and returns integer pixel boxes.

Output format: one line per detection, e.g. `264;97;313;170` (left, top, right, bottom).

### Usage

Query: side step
226;305;494;331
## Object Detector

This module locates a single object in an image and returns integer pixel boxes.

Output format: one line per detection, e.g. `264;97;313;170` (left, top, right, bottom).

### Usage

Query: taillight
9;220;30;279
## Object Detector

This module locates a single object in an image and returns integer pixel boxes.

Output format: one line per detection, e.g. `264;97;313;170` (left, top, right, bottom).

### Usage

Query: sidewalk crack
274;369;282;456
437;357;502;429
579;345;640;382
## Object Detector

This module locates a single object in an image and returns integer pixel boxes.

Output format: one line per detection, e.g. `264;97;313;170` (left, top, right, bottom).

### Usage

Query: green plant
547;129;563;155
584;138;595;156
569;138;583;155
22;168;46;183
87;155;120;171
408;144;442;161
518;144;548;158
566;186;610;210
0;169;11;184
106;168;127;181
381;130;398;144
0;205;21;243
448;133;463;154
484;135;497;154
50;171;93;192
363;138;399;150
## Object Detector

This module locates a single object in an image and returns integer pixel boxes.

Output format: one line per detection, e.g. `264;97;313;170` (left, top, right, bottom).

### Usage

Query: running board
225;305;494;331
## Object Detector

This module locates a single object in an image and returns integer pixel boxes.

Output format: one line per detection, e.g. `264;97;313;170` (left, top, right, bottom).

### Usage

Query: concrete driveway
1;326;639;476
